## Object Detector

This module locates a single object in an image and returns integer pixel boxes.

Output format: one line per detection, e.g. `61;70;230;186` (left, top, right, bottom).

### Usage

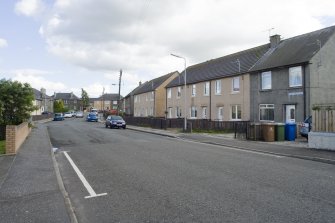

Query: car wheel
123;126;126;129
105;124;108;128
110;125;113;129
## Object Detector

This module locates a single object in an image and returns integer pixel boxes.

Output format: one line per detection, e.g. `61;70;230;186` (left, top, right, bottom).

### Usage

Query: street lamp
171;53;187;131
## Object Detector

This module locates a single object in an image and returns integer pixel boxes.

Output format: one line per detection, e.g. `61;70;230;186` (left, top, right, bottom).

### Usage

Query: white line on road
63;151;107;199
179;138;283;158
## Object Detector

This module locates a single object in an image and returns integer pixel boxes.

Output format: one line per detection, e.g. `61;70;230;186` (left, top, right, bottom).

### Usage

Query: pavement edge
46;126;78;223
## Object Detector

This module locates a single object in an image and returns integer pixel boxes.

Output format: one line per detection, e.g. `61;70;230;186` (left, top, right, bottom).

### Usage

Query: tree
0;79;36;125
53;100;66;113
81;88;90;111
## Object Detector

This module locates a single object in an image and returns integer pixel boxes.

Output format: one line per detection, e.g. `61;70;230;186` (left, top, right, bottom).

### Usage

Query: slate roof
166;44;269;88
133;71;179;95
53;92;80;100
251;25;335;72
97;93;122;101
33;88;51;100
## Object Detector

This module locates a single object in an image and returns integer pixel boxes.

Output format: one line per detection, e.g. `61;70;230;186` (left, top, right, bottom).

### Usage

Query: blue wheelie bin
285;123;296;141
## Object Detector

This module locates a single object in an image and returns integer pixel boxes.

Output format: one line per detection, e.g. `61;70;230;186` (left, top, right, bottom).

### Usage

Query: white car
75;111;84;118
63;112;73;118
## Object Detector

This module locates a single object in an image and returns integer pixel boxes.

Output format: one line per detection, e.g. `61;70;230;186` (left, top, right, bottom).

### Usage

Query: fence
312;109;335;132
123;117;249;139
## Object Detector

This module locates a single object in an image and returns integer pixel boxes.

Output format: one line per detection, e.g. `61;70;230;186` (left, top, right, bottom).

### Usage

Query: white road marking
63;151;107;199
178;138;283;158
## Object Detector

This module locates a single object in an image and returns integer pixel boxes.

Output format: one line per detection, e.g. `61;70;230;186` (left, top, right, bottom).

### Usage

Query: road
47;118;335;223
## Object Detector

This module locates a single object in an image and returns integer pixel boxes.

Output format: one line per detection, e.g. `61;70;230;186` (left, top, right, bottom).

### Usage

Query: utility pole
118;69;122;115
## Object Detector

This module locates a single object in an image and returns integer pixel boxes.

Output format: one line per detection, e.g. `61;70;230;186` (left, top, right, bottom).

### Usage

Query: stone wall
5;122;31;154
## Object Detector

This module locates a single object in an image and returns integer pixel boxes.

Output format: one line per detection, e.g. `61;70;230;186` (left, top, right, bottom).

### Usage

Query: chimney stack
270;34;281;48
139;81;142;86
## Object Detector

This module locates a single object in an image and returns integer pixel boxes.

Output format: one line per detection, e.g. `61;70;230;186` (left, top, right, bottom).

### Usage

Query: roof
251;25;335;71
32;88;51;100
53;92;80;100
97;93;122;101
166;44;269;88
133;71;179;95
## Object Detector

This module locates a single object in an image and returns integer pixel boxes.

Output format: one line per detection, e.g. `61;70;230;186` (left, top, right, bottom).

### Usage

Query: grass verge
0;140;5;154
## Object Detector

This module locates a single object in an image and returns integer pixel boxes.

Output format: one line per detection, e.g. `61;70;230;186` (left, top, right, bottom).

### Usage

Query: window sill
259;89;272;92
214;93;222;96
231;91;240;94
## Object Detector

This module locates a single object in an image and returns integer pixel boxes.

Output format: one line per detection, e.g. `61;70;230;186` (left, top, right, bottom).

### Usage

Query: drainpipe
209;81;212;120
303;65;307;119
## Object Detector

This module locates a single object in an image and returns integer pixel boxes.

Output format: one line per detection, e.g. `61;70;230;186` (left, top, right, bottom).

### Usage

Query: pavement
0;121;335;222
0;123;73;223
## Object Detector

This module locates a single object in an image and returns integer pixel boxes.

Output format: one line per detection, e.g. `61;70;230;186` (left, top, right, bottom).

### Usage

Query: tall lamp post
171;53;187;131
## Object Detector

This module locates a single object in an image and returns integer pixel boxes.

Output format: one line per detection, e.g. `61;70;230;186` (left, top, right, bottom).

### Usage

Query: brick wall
5;122;31;154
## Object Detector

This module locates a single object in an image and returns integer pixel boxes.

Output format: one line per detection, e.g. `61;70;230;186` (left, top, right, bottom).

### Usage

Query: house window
167;88;172;98
74;100;77;104
190;106;197;118
177;87;181;98
232;77;240;92
217;107;223;120
64;100;68;104
176;106;182;118
192;85;196;97
202;107;207;119
259;104;274;121
168;107;172;118
151;91;154;101
215;80;221;95
204;82;210;96
113;101;117;105
289;66;302;87
231;105;241;120
261;71;272;90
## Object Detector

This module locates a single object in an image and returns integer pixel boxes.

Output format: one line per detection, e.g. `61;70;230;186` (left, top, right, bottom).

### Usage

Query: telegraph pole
118;69;122;115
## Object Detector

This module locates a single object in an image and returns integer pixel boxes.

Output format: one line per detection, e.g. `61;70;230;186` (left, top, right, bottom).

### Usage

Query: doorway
285;105;296;123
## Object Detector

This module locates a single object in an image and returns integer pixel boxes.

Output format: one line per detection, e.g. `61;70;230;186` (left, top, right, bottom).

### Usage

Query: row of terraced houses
123;26;335;125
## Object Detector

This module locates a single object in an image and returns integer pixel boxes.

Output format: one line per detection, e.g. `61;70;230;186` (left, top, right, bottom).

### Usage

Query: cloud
0;38;8;48
10;69;67;95
15;0;45;17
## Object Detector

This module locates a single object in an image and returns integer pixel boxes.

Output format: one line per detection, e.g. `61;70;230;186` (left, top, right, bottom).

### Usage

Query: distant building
32;88;53;115
90;93;122;113
53;92;82;111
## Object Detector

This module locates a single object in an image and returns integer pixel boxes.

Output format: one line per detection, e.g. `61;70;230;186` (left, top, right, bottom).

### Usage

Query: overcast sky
1;0;334;98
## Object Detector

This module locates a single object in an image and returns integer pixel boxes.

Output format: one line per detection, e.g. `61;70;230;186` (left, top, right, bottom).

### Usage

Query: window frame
215;80;221;95
259;104;275;121
192;84;196;97
190;106;197;118
261;71;272;90
232;77;240;92
204;82;210;96
167;88;172;99
231;104;242;120
289;66;302;87
177;87;181;98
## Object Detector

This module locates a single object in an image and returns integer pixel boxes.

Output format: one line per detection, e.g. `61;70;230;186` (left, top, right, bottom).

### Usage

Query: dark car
86;113;98;122
300;116;312;138
42;111;52;115
53;113;64;121
105;115;126;129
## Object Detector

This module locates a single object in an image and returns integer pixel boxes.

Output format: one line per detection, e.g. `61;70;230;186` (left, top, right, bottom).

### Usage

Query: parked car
87;113;98;122
75;111;84;118
42;111;52;115
90;108;98;115
63;112;73;118
105;115;126;129
53;113;64;121
300;116;312;138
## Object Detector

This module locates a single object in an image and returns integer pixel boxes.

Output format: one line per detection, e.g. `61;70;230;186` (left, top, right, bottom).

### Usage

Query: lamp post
171;53;187;131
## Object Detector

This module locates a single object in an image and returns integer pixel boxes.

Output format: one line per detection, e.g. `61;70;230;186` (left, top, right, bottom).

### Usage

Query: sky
0;0;334;98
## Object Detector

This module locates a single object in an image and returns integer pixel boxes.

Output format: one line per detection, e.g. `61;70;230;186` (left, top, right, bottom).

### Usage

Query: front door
286;105;296;123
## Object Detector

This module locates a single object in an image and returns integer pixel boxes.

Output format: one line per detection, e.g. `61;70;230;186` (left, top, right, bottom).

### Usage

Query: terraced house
165;25;335;124
249;26;335;123
166;45;269;121
133;71;179;117
53;92;81;111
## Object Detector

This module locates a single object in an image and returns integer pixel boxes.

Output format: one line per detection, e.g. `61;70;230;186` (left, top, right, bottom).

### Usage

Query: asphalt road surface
47;118;335;223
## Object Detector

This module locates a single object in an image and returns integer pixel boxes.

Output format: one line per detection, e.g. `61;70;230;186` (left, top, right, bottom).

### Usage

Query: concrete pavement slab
0;124;71;222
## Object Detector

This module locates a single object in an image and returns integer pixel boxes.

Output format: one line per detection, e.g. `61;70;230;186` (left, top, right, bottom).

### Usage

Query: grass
0;140;5;154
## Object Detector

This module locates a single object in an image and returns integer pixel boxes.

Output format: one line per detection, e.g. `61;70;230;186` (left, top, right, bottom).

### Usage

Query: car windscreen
111;116;123;120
